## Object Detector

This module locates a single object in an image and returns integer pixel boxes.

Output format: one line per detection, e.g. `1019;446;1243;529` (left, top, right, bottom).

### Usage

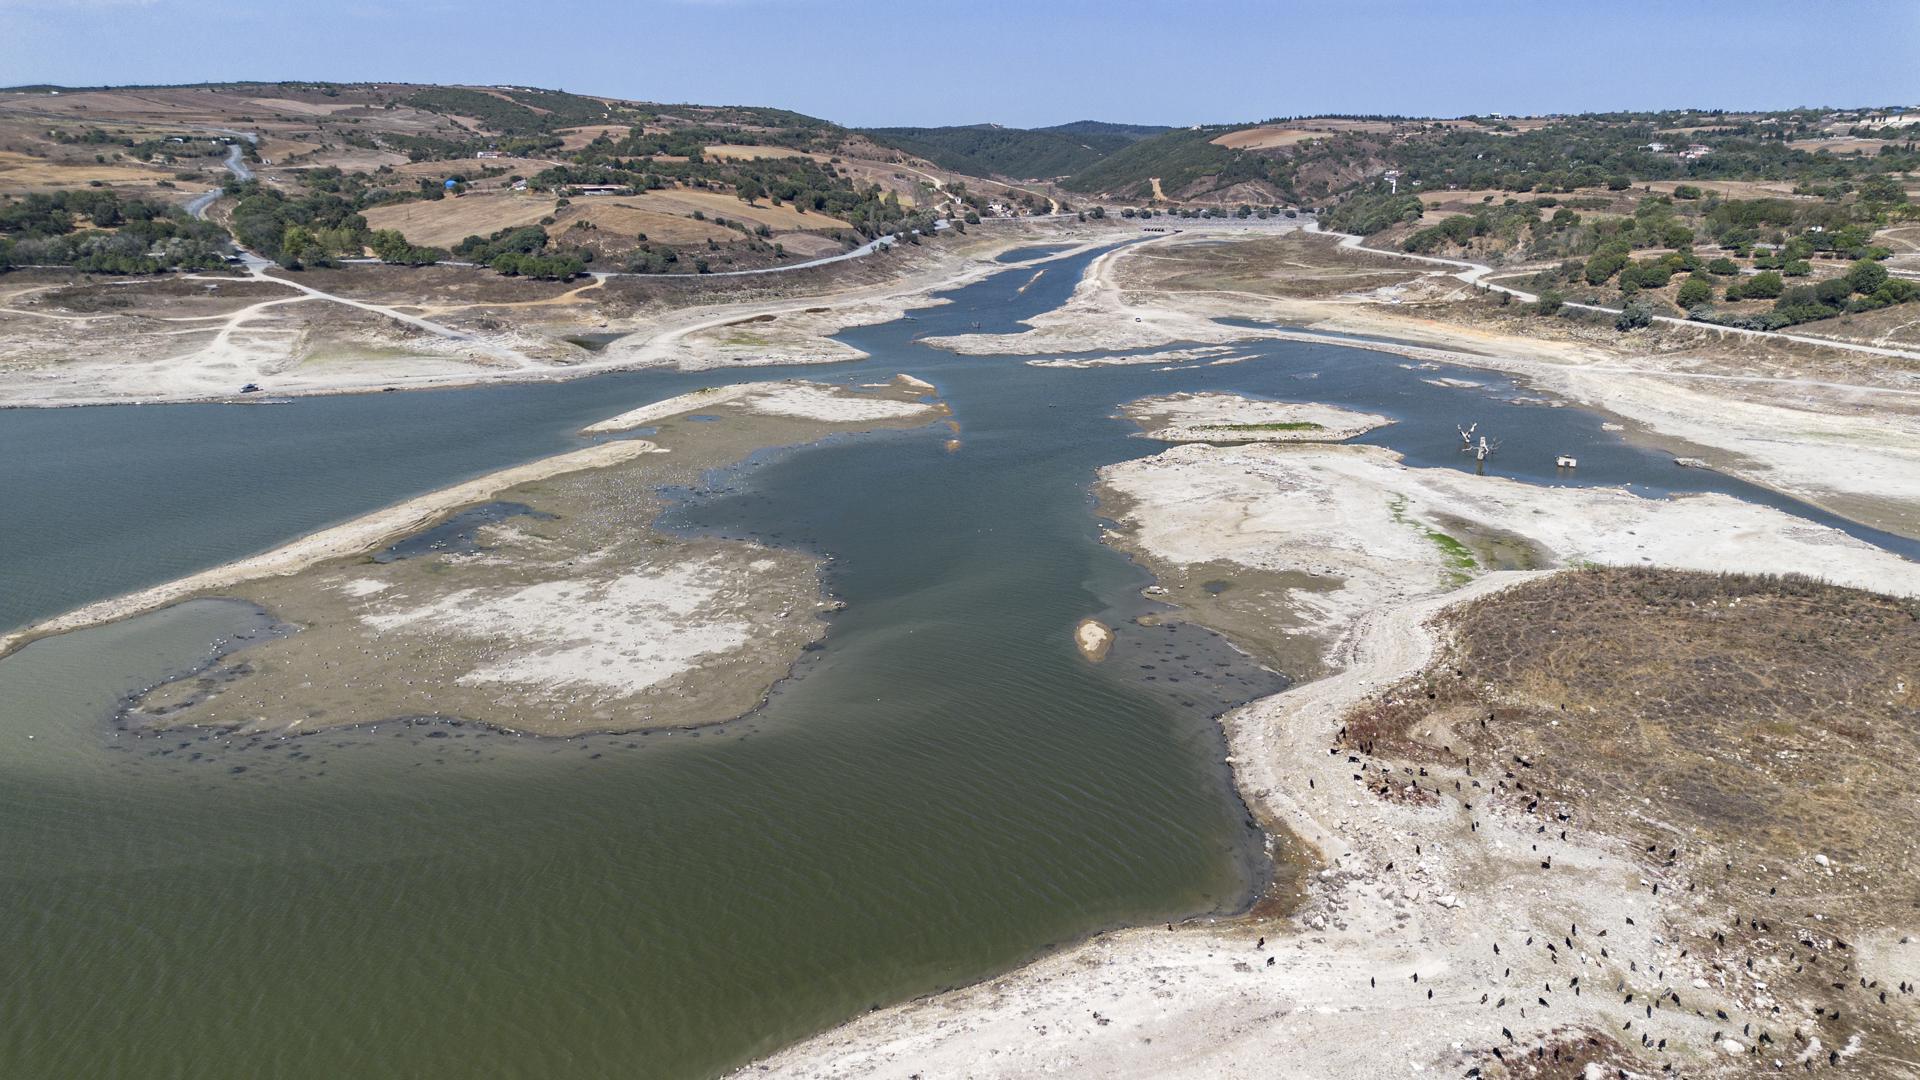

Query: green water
1;588;1258;1078
7;242;1909;1078
0;248;1277;1078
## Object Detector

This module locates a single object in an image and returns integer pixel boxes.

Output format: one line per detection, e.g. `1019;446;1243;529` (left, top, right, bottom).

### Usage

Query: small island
1122;392;1392;444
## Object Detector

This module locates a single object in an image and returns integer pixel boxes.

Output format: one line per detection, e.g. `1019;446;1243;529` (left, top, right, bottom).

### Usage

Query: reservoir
1;244;1909;1077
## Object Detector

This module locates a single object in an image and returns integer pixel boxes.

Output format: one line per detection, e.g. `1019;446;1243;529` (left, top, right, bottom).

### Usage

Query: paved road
184;141;253;220
330;227;932;280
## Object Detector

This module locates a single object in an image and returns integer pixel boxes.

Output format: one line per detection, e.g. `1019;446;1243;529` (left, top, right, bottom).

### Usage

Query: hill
860;120;1168;181
1058;110;1920;213
0;81;1026;277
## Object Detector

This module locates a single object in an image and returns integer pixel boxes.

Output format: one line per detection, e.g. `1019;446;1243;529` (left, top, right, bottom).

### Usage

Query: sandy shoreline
0;439;662;661
0;229;1121;410
1122;391;1393;444
947;228;1920;543
582;375;945;434
100;377;947;737
14;224;1920;1073
745;439;1920;1076
740;224;1920;1073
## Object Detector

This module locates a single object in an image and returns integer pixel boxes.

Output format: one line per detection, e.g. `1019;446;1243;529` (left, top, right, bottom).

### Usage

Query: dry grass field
770;231;843;256
1343;567;1920;1074
258;172;856;260
554;124;630;150
283;145;411;174
550;199;739;246
1788;138;1890;155
626;187;850;230
1640;178;1807;199
1878;225;1920;254
240;96;359;117
0;150;182;189
380;159;536;181
1117;231;1429;299
361;193;557;248
1211;127;1325;150
1212;117;1451;151
701;143;827;162
1416;188;1513;209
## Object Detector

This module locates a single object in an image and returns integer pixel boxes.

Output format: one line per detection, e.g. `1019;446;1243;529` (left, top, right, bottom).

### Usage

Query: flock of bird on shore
1280;678;1918;1077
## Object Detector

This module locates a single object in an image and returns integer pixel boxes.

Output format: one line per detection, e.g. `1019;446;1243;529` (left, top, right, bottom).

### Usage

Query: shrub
1620;260;1673;290
1676;277;1715;309
1744;271;1784;299
1615;298;1657;331
1585;252;1628;285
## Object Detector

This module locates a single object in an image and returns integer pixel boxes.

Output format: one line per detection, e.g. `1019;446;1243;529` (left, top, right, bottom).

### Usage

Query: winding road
185;138;256;220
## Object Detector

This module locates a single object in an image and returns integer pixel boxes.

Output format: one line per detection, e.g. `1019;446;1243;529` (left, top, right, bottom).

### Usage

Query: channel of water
1;243;1909;1077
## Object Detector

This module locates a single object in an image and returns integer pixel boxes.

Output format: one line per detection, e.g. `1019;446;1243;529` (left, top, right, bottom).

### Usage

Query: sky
2;0;1916;129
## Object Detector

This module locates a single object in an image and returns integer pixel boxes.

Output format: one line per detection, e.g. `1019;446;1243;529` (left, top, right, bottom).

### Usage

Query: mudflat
119;377;946;736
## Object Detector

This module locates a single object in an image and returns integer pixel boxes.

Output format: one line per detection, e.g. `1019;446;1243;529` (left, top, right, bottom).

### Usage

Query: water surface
2;244;1911;1078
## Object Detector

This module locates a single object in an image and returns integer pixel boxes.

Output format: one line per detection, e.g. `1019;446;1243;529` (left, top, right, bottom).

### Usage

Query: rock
1722;1039;1746;1055
1813;853;1830;868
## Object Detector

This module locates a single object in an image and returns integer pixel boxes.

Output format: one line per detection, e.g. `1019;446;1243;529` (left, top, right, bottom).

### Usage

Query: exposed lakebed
2;243;1912;1078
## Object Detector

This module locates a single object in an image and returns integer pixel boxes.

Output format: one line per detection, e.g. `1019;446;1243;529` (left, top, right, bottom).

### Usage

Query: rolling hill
0;81;1001;276
860;121;1169;181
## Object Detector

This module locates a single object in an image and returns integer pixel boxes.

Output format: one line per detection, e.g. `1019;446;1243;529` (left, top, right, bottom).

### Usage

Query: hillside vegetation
1063;126;1288;200
861;121;1167;180
0;81;993;278
1058;110;1920;212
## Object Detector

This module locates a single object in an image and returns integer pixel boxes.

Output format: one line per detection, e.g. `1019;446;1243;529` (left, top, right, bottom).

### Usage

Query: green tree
279;224;317;268
1847;259;1889;294
1744;270;1784;299
1814;277;1853;306
1676;277;1714;308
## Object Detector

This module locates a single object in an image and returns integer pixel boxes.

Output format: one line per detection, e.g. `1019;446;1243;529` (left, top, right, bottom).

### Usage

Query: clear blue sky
3;0;1916;128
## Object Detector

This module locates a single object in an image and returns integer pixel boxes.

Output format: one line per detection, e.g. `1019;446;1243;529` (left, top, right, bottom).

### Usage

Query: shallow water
372;499;555;562
1;244;1912;1078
